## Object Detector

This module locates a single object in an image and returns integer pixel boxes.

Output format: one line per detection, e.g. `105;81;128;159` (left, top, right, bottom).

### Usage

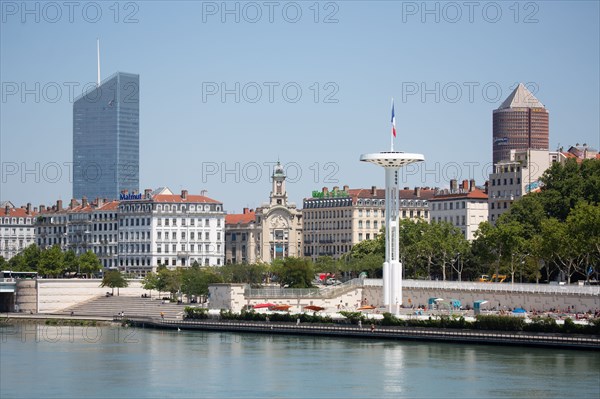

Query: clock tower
270;161;288;206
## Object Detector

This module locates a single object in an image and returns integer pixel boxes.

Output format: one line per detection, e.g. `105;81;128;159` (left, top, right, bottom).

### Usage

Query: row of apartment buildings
2;145;597;273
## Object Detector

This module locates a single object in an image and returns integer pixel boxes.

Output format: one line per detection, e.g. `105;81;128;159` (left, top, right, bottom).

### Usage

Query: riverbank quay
124;316;600;351
0;312;115;324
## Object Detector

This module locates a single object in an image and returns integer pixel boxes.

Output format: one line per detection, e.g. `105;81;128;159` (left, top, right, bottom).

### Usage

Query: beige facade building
488;149;557;223
1;203;37;260
302;185;435;262
430;180;488;241
225;162;302;264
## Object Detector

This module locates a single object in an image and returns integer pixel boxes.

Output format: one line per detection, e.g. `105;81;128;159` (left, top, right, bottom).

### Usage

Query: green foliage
475;315;524;331
272;257;315;288
100;270;128;294
338;311;365;324
184;307;209;320
37;245;64;277
217;263;267;286
63;250;78;274
473;159;600;283
78;250;102;277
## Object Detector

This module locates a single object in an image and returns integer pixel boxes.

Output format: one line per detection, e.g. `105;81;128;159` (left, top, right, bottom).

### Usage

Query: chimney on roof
322;187;329;194
469;179;476;192
461;180;469;191
4;205;9;215
201;190;208;197
371;186;376;195
56;200;63;211
34;207;38;213
450;179;458;193
82;197;88;208
333;186;339;193
70;199;77;209
144;189;152;199
26;203;31;214
40;205;46;212
414;187;421;197
343;185;349;192
484;181;489;194
243;207;249;214
181;190;188;200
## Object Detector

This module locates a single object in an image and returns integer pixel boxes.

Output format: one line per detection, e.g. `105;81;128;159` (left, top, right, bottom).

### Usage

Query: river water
1;324;598;398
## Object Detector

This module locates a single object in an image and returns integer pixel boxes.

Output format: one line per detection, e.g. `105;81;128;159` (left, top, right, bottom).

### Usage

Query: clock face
276;181;282;187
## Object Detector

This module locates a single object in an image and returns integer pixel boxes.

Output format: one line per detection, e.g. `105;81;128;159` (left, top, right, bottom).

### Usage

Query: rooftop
496;83;545;110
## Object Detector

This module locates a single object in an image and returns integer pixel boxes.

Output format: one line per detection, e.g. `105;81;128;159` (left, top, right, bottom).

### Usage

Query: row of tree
313;158;600;284
473;159;600;283
0;245;102;278
3;159;598;285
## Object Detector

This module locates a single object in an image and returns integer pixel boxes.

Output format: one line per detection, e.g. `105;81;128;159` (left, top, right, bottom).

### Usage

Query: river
1;324;598;398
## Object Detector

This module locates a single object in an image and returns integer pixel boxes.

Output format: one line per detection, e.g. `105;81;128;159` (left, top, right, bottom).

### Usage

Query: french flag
391;99;396;138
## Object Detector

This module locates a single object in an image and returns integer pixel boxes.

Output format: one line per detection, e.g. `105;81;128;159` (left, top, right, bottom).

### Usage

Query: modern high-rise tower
73;72;140;200
492;83;549;165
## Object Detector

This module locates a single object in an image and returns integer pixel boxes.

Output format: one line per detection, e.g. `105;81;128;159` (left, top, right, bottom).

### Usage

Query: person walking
160;312;165;321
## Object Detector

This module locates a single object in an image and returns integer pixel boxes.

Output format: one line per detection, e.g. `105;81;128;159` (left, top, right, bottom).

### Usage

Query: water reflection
1;325;599;399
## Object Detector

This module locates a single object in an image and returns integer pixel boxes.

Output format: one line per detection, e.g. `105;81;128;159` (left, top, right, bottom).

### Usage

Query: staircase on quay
56;296;190;320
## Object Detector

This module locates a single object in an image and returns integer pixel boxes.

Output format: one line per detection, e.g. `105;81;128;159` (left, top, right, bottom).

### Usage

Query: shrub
475;315;524;331
184;306;209;320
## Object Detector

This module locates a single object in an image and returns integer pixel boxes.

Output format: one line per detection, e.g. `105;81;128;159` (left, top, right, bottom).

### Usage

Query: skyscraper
73;72;139;200
492;83;549;165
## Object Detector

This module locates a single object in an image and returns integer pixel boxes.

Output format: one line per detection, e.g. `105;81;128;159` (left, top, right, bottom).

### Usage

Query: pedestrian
296;318;300;326
160;312;164;321
370;323;375;333
358;320;362;328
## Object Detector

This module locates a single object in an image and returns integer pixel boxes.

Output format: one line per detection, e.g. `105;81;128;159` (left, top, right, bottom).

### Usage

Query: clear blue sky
1;1;599;212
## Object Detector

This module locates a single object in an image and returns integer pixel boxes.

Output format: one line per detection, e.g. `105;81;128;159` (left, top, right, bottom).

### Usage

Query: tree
78;251;102;277
37;245;64;277
181;267;223;301
63;250;79;275
100;270;128;295
272;257;314;288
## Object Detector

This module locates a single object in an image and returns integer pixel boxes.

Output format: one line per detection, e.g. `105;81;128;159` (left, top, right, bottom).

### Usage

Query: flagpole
391;98;394;152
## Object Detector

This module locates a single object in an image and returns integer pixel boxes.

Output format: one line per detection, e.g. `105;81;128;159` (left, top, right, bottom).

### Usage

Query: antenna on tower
96;38;101;86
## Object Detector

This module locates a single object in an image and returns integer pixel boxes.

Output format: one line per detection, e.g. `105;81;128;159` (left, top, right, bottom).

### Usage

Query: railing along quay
123;317;600;350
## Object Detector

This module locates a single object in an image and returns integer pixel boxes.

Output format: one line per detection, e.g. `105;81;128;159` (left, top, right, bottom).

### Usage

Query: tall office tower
492;83;549;165
73;72;140;200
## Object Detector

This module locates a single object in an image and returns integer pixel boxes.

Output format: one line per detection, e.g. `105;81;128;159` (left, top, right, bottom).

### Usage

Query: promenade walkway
124;317;600;351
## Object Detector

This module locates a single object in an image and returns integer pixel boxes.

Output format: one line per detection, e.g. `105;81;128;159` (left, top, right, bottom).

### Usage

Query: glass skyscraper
73;72;139;200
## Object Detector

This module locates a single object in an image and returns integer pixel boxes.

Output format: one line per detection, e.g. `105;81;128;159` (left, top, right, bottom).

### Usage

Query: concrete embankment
126;317;600;351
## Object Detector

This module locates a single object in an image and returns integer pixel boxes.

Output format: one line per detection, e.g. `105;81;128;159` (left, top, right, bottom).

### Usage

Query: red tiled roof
430;188;488;201
225;211;256;225
0;207;36;217
96;201;119;211
152;194;220;204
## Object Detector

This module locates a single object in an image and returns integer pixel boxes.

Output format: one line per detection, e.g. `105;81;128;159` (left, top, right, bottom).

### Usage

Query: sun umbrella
357;305;376;311
513;308;527;314
253;303;275;309
304;305;325;312
270;305;292;311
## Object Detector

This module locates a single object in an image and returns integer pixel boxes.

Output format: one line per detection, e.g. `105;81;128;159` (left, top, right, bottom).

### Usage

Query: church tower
270;161;288;206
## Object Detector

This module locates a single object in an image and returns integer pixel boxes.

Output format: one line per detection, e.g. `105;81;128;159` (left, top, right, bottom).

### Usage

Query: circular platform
360;152;425;167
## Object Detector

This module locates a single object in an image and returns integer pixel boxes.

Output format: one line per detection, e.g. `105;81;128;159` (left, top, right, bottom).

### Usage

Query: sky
1;0;599;212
